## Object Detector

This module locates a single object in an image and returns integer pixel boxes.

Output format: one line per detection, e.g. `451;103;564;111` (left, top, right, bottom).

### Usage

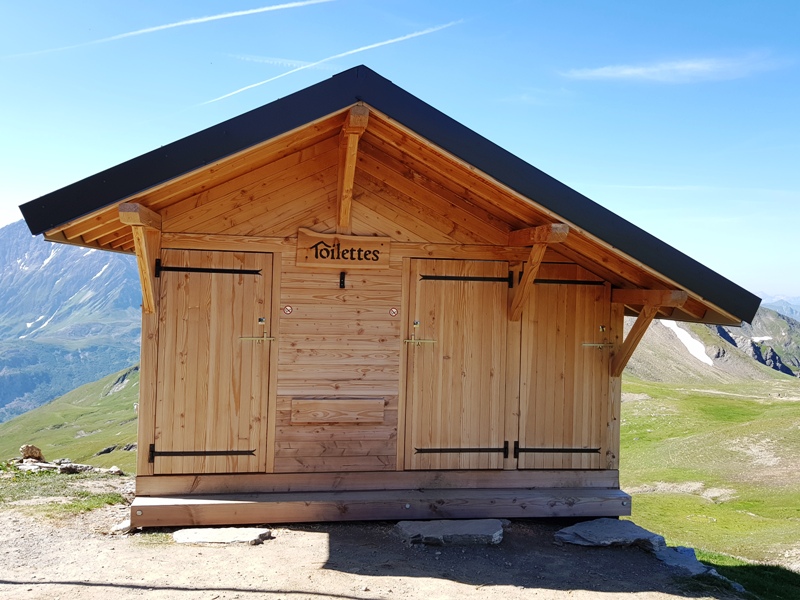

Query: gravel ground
0;476;744;600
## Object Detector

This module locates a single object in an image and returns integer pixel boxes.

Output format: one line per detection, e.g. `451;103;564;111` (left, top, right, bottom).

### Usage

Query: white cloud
562;54;780;83
229;55;330;70
11;1;333;57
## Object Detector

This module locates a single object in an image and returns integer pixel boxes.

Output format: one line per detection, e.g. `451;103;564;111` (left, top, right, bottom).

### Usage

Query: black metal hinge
415;441;509;459
148;444;256;463
513;441;600;459
420;273;514;288
154;259;262;278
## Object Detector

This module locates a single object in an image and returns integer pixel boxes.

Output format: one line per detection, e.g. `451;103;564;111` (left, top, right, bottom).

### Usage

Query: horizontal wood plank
136;470;622;495
130;487;631;526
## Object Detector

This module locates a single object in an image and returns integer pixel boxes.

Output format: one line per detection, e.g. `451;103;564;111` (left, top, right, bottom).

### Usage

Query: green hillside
621;376;800;568
0;365;140;473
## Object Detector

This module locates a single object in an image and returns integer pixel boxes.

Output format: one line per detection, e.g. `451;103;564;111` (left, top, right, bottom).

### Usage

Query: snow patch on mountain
662;320;713;366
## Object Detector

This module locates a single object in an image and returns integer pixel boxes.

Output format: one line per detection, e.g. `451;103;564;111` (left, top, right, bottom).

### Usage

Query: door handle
239;333;275;343
404;338;436;346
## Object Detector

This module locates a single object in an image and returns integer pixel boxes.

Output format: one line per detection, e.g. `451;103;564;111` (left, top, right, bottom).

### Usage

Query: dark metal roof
18;65;760;323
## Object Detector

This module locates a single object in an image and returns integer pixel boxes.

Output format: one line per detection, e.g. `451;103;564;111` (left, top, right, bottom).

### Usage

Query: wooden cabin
20;66;760;528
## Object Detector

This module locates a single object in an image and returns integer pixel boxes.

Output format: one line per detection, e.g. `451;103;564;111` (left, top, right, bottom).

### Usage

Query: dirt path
0;480;742;600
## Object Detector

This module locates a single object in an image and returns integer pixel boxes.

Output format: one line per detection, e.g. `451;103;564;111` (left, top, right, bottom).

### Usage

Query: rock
57;462;94;474
395;519;504;546
107;466;124;475
173;527;272;545
19;444;45;461
18;461;58;472
122;443;137;452
654;546;711;576
554;518;666;552
110;519;135;535
95;445;117;456
556;519;747;593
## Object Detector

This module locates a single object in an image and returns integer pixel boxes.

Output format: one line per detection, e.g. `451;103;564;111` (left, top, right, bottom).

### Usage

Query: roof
18;65;760;325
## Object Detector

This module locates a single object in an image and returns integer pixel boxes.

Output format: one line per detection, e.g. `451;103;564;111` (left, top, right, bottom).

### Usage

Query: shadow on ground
297;518;747;598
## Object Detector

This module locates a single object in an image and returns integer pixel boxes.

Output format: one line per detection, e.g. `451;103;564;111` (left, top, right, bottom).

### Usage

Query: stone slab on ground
654;546;708;576
395;519;503;546
555;518;666;552
554;518;746;592
173;527;272;545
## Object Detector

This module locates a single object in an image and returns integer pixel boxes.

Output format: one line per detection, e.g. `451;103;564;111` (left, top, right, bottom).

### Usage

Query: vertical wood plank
503;272;522;470
396;257;411;470
136;309;160;477
607;299;624;470
265;254;281;473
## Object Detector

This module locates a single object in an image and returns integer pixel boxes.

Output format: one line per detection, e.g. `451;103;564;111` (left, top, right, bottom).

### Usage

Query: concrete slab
395;519;503;546
173;527;272;545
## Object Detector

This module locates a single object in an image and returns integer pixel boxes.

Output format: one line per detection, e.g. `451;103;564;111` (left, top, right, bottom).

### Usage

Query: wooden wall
133;111;622;482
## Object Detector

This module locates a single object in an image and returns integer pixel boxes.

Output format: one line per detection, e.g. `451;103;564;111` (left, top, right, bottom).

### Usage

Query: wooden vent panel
290;397;385;424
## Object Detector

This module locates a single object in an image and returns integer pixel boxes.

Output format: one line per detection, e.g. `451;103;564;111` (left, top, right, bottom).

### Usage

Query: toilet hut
19;66;760;527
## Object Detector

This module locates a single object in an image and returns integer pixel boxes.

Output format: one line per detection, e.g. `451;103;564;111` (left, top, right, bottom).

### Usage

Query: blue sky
1;1;798;299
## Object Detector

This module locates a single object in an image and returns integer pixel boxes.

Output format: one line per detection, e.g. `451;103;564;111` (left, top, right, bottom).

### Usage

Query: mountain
764;299;800;321
0;220;141;422
626;307;800;384
0;364;139;471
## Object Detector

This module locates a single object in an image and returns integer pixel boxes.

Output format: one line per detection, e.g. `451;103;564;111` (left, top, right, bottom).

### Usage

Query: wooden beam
508;224;570;321
508;223;569;246
610;304;659;377
119;204;162;313
136;469;621;496
337;105;369;235
130;488;631;527
119;202;162;230
611;289;688;308
131;228;161;313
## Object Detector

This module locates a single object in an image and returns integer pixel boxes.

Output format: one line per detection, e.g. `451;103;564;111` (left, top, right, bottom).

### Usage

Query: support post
337;105;369;235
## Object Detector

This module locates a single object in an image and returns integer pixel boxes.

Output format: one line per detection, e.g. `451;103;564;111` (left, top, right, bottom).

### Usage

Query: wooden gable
21;66;760;328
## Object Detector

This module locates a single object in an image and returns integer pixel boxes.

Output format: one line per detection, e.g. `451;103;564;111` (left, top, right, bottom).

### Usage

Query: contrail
10;1;333;57
204;20;462;104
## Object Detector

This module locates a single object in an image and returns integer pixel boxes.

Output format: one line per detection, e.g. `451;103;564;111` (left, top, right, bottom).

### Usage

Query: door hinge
415;441;509;459
148;444;256;463
513;441;600;459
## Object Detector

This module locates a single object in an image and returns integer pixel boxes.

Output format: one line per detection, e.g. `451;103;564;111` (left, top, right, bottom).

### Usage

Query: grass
0;365;140;473
621;376;800;599
0;463;129;518
696;551;800;600
39;490;126;518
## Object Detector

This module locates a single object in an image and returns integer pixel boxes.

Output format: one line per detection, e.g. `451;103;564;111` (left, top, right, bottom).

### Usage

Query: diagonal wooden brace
119;203;161;314
508;224;569;321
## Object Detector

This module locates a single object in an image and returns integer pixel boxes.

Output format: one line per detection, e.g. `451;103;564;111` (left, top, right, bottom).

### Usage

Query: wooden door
404;259;508;470
518;282;610;469
153;249;273;474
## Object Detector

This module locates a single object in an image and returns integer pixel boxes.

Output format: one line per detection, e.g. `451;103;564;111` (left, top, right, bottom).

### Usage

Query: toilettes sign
296;228;391;268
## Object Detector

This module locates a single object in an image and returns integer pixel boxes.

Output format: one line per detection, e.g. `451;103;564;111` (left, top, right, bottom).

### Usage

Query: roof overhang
19;65;760;326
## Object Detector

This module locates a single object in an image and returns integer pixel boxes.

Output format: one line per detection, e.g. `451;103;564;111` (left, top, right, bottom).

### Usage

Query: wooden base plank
130;487;631;527
136;469;620;496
